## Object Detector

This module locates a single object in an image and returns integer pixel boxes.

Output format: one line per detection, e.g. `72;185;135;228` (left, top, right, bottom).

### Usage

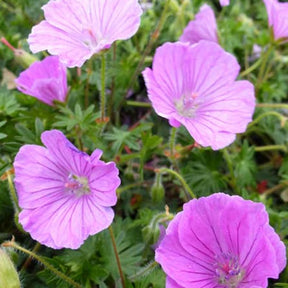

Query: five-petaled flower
180;4;218;45
28;0;143;67
15;56;67;106
156;193;286;288
142;41;255;150
14;130;121;249
263;0;288;43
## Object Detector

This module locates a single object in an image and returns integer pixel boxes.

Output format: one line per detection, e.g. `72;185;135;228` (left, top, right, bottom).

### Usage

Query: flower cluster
156;193;286;288
14;130;120;249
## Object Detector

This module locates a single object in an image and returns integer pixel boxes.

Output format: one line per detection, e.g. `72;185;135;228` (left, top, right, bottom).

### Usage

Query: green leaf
234;141;257;189
181;150;228;196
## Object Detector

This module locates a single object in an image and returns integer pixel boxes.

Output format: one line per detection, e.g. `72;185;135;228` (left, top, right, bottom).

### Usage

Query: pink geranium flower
142;41;255;150
180;4;218;44
263;0;288;43
28;0;143;67
14;130;121;249
15;56;67;106
156;193;286;288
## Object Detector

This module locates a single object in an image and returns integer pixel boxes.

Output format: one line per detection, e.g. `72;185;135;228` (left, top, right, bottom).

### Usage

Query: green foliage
181;150;228;196
0;87;23;117
1;0;288;287
234;141;257;189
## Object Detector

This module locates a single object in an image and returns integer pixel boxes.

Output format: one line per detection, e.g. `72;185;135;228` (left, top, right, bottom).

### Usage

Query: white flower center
65;173;90;197
175;92;200;118
215;253;244;288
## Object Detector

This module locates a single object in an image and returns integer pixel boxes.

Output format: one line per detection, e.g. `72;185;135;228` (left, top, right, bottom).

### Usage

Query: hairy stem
156;167;196;199
2;240;82;288
123;0;171;101
100;54;106;122
6;172;20;213
255;145;287;152
256;103;288;110
108;226;126;288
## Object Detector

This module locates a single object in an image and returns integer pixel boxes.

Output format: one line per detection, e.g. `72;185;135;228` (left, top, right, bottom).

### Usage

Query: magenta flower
263;0;288;43
15;56;67;106
180;4;218;45
142;41;255;150
28;0;142;67
14;130;121;249
156;193;287;288
220;0;230;6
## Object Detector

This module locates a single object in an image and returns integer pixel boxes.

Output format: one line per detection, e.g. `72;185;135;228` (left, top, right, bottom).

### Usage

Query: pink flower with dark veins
180;4;218;45
156;193;287;288
28;0;143;67
14;130;121;249
142;41;255;150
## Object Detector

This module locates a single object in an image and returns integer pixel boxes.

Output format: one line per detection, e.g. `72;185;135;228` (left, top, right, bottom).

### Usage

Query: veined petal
15;56;67;105
41;130;91;176
180;4;218;45
14;129;120;249
143;41;255;150
155;193;286;288
28;0;142;67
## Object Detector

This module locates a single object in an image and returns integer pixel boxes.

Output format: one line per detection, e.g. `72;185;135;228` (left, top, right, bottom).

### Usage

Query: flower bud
0;248;21;288
14;49;38;68
150;174;165;203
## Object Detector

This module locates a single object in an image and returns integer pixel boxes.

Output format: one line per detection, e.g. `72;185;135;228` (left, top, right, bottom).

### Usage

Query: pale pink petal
14;129;120;249
143;41;255;150
15;56;67;105
220;0;230;6
28;0;142;67
263;0;288;42
180;4;218;45
41;130;91;176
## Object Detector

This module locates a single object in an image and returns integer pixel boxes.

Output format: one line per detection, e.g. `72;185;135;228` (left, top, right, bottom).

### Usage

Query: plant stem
108;226;125;288
156;167;196;199
21;242;41;271
124;0;171;98
222;148;237;191
256;45;274;89
126;101;151;108
2;240;82;288
108;42;117;121
240;57;263;77
254;145;287;152
128;261;158;281
168;127;179;169
256;103;288;110
262;181;288;196
248;111;285;128
6;173;20;213
100;54;106;122
169;127;177;159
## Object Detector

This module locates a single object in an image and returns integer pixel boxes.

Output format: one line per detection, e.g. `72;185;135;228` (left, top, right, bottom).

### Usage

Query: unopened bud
0;248;21;288
14;49;38;68
151;182;165;203
151;174;165;203
1;37;37;68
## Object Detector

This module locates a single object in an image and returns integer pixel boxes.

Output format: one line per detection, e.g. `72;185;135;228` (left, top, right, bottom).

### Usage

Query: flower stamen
65;173;90;197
